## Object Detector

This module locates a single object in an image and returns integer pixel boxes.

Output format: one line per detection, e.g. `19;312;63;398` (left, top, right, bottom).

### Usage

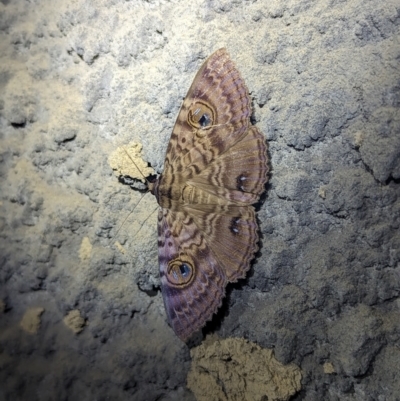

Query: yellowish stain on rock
187;337;302;401
63;310;85;334
354;131;364;147
114;241;126;255
20;307;44;334
79;236;92;262
108;142;155;182
318;186;326;199
323;362;336;374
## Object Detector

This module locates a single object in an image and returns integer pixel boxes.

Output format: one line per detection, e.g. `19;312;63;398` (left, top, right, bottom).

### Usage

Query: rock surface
0;0;399;400
187;337;302;401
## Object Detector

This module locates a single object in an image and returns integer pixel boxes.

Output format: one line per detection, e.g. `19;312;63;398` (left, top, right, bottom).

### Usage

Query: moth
147;48;269;341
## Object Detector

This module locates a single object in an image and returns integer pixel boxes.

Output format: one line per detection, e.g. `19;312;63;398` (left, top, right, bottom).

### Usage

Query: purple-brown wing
157;208;227;341
160;48;252;188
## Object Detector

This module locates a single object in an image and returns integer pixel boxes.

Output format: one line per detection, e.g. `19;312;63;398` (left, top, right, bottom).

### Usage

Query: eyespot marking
166;256;195;287
236;173;247;192
230;217;241;236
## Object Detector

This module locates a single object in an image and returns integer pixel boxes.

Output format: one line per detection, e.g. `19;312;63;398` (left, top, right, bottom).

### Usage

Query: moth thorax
181;185;195;203
188;101;216;132
167;255;195;287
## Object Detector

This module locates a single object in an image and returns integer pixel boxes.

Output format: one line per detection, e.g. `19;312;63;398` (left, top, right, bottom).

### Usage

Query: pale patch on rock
63;310;85;334
114;241;126;255
20;307;44;334
354;131;364;148
323;362;336;374
108;142;155;183
79;236;92;262
318;186;326;199
187;337;302;401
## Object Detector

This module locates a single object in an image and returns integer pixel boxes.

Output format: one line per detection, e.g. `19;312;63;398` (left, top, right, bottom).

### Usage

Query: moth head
148;176;160;202
166;255;195;287
187;101;216;130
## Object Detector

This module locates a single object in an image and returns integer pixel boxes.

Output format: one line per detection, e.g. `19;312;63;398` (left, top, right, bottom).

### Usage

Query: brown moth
148;48;269;341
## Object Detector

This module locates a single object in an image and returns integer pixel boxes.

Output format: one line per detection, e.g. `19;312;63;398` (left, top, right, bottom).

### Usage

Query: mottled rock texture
187;337;302;401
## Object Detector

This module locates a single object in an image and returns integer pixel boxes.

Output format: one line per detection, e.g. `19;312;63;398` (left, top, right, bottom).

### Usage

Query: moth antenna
111;199;158;263
121;145;152;188
129;205;158;239
112;191;148;240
